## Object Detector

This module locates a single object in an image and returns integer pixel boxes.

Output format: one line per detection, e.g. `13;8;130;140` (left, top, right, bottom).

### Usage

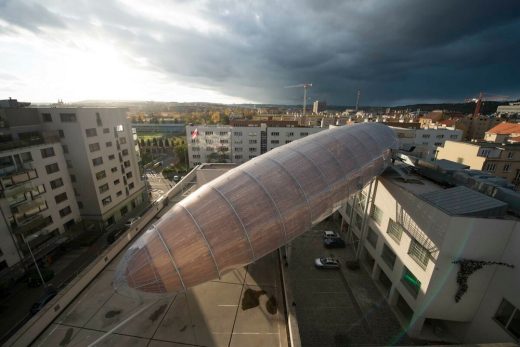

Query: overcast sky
1;0;519;105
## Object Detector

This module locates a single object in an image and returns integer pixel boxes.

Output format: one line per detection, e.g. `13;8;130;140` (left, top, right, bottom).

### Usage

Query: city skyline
1;0;520;105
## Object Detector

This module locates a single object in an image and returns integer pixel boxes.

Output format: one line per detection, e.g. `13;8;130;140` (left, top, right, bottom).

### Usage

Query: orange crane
465;92;509;116
285;83;312;117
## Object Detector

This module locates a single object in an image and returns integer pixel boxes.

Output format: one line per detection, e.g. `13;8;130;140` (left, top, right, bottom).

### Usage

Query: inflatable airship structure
115;123;398;296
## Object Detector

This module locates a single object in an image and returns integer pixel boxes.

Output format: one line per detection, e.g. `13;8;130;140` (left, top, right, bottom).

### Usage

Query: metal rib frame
240;168;288;245
179;204;222;279
209;185;256;261
265;156;314;227
153;224;186;291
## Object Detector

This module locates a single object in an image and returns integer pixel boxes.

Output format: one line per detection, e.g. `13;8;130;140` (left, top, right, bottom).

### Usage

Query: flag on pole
191;128;199;139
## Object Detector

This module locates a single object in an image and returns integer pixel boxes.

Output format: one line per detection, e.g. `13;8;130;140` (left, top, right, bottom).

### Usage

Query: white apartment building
392;125;463;161
186;124;324;167
0;141;80;272
340;164;520;343
37;108;146;227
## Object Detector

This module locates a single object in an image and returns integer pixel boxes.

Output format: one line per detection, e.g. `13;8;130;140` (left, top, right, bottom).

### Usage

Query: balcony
12;214;53;236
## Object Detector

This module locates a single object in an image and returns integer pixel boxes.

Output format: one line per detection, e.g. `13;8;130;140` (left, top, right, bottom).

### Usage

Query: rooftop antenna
355;89;361;112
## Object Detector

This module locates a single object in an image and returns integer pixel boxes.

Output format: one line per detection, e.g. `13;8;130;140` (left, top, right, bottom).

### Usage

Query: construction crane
465;92;509;116
285;83;312;117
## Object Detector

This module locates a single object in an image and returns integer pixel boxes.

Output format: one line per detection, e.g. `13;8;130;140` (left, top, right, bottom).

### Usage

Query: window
220;139;229;144
103;128;110;134
235;147;243;152
285;140;292;144
300;132;308;136
271;140;279;144
480;149;491;157
96;112;103;126
99;183;109;193
45;163;59;174
60;113;76;122
120;206;129;215
434;142;443;146
59;206;72;217
484;162;496;172
119;137;127;145
62;145;69;154
409;239;429;269
234;155;243;159
116;190;123;197
401;267;421;299
507;152;514;159
367;227;378;248
205;146;213;151
85;128;97;137
124;160;130;168
504;164;511;172
249;148;256;152
218;131;227;136
271;132;279;136
234;131;242;136
422;134;430;139
114;179;120;185
381;244;396;270
371;205;383;224
21;152;33;162
92;157;103;166
436;134;444;139
108;154;115;160
106;141;113;147
450;134;459;139
40;147;55;158
42;113;52;122
102;196;112;206
129;182;134;190
122;149;129;156
126;172;133;179
70;174;76;182
494;299;520;339
58;129;65;138
206;139;213;144
95;170;106;180
249;155;256;159
89;143;101;152
205;131;213;135
50;178;64;189
249;139;257;144
111;167;117;173
387;220;404;243
55;192;68;203
116;124;124;132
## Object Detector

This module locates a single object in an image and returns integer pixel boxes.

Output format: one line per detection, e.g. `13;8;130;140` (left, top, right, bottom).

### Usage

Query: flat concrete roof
32;167;287;347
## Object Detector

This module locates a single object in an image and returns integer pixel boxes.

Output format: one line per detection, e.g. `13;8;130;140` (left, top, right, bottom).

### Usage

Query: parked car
26;269;55;288
125;217;141;228
106;226;127;244
323;230;339;239
314;257;340;269
173;175;180;182
30;287;57;315
324;237;346;248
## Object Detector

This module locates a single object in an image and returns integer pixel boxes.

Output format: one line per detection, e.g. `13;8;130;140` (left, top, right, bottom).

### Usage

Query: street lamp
21;234;46;287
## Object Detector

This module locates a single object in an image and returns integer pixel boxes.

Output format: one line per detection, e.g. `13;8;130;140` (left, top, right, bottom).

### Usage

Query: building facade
340;166;520;343
37;107;147;227
437;141;520;189
392;126;463;161
186;124;324;167
313;100;327;114
0;140;80;274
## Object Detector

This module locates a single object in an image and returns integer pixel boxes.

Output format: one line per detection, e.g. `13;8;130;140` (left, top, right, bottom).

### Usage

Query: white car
125;217;141;227
314;257;340;269
323;230;339;239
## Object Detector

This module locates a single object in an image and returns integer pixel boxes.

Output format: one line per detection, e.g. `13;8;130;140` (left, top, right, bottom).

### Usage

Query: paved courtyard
287;216;413;347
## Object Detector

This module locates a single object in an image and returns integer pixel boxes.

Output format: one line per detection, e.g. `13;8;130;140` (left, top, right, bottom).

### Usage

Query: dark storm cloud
2;0;520;104
0;0;64;32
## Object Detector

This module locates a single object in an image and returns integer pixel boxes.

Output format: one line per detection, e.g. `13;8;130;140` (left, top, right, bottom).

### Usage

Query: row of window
484;162;513;173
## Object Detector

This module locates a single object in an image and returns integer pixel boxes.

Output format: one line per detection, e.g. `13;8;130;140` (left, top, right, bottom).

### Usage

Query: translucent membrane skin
114;123;398;296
